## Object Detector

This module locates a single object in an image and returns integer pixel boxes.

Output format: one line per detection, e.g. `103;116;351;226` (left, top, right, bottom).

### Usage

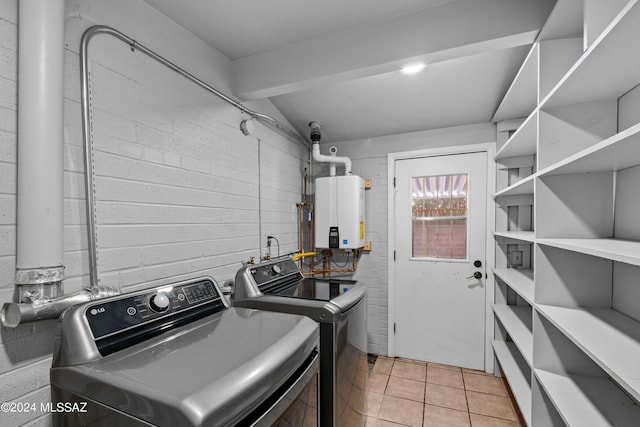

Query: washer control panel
250;258;302;287
86;278;224;340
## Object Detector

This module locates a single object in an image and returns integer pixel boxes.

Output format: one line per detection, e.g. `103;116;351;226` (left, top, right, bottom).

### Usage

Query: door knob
466;271;483;279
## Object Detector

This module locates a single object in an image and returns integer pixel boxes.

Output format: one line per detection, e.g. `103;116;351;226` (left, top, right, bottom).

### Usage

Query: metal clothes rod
80;25;309;288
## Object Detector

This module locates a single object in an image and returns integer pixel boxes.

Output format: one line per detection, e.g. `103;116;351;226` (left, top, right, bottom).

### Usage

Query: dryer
232;258;367;427
51;276;319;426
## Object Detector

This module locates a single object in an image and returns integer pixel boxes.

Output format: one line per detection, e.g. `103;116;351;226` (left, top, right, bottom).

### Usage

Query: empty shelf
494;231;535;243
541;2;640;108
535;369;640;426
537;238;640;267
494;174;535;198
492;341;532;425
493;268;534;305
539;121;640;176
493;305;533;365
536;305;640;401
495;110;537;160
493;45;538;122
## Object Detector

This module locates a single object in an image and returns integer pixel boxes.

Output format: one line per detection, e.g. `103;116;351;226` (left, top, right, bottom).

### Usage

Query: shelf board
492;341;532;425
493;174;535;198
536;238;640;267
535;369;640;426
494;194;534;209
539;121;640;176
493;305;533;365
494;231;535;244
536;305;640;401
493;268;534;305
492;44;538;123
541;1;640;108
537;0;583;42
495;110;537;160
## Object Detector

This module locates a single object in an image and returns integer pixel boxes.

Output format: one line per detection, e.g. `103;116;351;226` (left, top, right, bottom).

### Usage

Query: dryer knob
271;264;282;275
149;293;170;312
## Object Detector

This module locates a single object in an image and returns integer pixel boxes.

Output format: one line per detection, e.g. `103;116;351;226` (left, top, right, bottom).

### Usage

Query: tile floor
364;356;525;427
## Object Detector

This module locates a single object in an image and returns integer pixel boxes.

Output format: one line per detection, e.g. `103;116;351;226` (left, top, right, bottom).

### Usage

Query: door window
411;174;468;259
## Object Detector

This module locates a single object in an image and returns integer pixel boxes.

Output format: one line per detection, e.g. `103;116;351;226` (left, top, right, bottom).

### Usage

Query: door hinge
393;250;396;261
393;323;396;334
393;177;396;188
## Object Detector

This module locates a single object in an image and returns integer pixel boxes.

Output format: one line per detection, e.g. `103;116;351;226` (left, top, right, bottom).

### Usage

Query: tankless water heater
315;175;365;249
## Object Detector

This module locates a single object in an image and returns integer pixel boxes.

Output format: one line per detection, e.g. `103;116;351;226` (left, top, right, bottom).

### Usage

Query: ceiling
143;0;556;143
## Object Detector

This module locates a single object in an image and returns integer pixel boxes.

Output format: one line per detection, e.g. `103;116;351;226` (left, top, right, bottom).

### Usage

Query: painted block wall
0;0;306;425
323;123;496;355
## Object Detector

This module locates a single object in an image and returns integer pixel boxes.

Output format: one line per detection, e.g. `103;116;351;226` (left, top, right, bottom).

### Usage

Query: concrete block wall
0;4;57;426
0;0;307;425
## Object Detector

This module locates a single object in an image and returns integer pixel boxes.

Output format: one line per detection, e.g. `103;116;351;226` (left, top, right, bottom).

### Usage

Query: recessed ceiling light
401;63;426;75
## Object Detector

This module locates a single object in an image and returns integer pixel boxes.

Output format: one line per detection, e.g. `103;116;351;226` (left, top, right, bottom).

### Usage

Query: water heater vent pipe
1;2;121;328
309;122;352;176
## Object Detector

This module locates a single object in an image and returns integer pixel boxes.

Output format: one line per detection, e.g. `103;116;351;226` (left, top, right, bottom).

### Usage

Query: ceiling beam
232;0;555;100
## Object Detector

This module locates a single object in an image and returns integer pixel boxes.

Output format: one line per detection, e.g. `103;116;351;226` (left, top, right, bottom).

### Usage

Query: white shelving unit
492;45;538;123
537;238;640;267
537;305;640;401
535;370;640;427
539;121;640;175
493;268;534;304
492;1;640;425
494;174;535;198
495;110;538;160
493;305;533;364
493;341;533;425
494;231;535;243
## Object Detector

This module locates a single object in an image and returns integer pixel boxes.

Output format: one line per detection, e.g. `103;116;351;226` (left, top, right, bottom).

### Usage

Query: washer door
249;349;319;427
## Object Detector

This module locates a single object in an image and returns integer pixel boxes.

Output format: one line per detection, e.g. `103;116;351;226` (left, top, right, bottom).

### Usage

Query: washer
51;277;319;426
232;258;367;427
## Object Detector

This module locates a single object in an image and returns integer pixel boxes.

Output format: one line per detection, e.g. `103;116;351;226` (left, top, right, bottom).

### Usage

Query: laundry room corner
321;123;496;357
1;0;307;425
4;0;640;425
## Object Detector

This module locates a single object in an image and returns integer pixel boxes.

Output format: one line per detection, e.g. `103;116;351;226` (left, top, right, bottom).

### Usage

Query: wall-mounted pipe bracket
15;266;65;302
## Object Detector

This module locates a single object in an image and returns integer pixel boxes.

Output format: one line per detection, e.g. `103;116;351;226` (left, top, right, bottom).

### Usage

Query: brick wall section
0;1;306;425
412;220;467;259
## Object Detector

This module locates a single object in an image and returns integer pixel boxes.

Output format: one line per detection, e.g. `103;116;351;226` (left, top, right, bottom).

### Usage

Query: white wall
0;0;307;425
320;123;496;355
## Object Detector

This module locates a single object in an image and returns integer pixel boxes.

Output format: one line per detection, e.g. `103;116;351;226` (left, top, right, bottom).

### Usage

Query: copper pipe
304;269;355;275
304;249;360;276
296;201;315;273
297;203;304;270
309;203;315;267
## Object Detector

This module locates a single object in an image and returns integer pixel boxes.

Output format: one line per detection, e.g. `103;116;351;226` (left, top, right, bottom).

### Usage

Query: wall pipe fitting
0;3;122;328
1;287;119;328
14;0;66;303
309;122;352;176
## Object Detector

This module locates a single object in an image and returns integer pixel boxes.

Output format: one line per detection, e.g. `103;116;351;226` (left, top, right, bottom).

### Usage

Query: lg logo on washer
89;307;106;316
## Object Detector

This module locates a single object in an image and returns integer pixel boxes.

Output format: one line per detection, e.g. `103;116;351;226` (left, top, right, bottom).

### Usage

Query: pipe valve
309;121;321;142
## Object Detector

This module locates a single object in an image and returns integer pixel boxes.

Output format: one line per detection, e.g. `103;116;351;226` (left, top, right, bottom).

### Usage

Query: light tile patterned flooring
365;357;525;427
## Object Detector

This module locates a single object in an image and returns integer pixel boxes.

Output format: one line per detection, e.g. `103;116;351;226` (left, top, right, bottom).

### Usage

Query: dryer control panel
86;279;223;339
80;278;226;356
249;258;302;287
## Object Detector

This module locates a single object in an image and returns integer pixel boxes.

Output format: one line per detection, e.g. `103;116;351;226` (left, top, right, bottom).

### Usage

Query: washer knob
149;293;170;312
271;264;282;275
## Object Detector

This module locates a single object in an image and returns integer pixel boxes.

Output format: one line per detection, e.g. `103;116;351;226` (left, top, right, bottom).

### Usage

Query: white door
393;151;487;370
